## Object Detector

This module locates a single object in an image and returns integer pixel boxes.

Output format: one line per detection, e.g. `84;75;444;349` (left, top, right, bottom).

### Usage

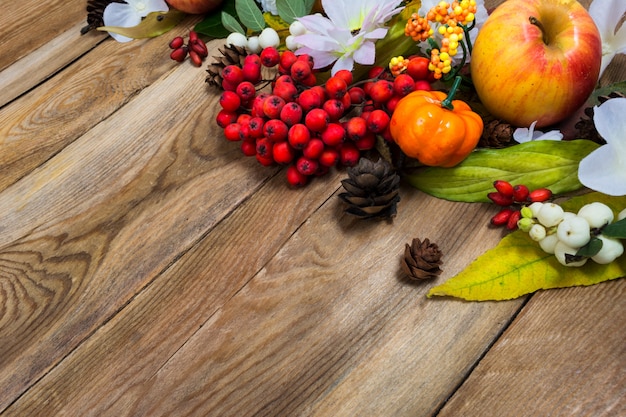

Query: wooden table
1;0;624;415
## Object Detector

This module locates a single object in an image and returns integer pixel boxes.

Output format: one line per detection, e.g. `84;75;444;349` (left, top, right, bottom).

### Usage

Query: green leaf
427;193;626;301
222;11;246;34
97;10;186;39
277;0;307;23
303;0;316;13
405;140;599;202
236;0;266;32
602;217;626;239
576;237;603;257
194;0;236;38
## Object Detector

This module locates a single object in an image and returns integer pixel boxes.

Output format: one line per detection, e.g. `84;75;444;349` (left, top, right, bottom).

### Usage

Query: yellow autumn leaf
428;192;626;301
97;10;186;39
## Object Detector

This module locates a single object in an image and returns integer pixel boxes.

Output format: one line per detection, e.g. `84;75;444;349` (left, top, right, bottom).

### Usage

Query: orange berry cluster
405;0;478;80
388;56;410;77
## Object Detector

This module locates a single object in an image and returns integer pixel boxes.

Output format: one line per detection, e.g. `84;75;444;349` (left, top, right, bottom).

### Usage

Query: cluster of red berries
488;180;553;230
215;48;434;187
169;31;208;67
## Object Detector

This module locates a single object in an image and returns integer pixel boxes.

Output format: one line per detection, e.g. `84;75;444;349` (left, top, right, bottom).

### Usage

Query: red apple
470;0;601;128
166;0;223;14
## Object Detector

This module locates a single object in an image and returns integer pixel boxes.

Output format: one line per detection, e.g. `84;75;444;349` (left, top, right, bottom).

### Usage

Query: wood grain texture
3;184;526;416
438;279;626;417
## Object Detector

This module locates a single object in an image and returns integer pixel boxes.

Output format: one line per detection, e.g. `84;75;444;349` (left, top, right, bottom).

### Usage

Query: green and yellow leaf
98;10;186;39
427;193;626;301
406;140;599;202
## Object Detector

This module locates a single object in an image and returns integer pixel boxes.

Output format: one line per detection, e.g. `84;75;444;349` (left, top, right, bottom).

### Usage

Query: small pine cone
205;44;249;88
574;91;624;144
478;119;514;148
81;0;125;34
402;238;443;280
339;158;401;220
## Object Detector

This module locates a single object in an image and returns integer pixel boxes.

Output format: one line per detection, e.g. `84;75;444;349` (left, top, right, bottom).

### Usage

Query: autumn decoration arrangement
81;0;626;301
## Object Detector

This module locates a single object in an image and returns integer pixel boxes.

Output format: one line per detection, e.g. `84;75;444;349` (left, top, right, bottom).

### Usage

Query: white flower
292;0;404;75
255;0;278;15
589;0;626;78
578;98;626;196
103;0;169;42
513;121;563;143
417;0;488;65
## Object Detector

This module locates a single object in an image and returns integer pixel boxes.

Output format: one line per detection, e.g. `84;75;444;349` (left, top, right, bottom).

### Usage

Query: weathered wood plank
0;59;276;411
437;279;626;417
3;181;527;416
0;18;203;191
0;0;86;72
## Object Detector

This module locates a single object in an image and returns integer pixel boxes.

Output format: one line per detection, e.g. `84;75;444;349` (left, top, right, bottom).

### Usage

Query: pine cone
339;158;401;219
205;44;250;88
81;0;125;34
574;91;624;144
478;119;514;148
402;238;443;280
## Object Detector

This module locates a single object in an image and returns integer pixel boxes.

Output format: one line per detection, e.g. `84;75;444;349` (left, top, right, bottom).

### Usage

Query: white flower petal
103;3;141;42
594;98;626;147
533;130;563;141
331;55;356;74
579;145;626;196
352;40;376;65
589;0;625;39
143;0;169;15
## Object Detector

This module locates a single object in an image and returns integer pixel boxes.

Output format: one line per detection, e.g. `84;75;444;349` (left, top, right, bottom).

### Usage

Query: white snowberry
554;241;588;267
528;202;544;218
258;27;280;48
226;32;248;48
556;215;591;248
285;35;300;51
591;235;624;264
538;233;559;254
289;21;307;36
577;202;614;228
246;36;262;53
536;203;565;227
529;224;547;241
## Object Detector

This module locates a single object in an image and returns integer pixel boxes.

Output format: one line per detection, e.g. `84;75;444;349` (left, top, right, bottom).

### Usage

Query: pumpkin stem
440;75;462;110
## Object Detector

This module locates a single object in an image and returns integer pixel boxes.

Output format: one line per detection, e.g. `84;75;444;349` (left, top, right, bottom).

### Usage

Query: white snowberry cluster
226;27;281;53
517;202;626;267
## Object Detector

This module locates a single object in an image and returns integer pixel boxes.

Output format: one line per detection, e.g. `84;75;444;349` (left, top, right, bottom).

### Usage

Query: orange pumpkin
389;88;483;167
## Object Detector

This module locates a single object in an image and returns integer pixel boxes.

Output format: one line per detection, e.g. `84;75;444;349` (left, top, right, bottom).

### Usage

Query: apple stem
529;16;548;45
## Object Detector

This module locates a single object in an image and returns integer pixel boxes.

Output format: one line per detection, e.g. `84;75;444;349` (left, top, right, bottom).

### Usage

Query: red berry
413;80;432;91
506;210;522;230
304;108;330;133
321;122;346;147
348;87;366;105
272;141;296;164
219;90;241;112
325;76;348;99
296;156;319;176
368;65;385;79
487;191;514;206
319;147;340;167
279;50;298;70
513;184;530;202
369;80;394;103
256;137;273;159
302;138;325;159
339;143;360;166
280;102;303;126
354;131;376;150
256;153;275;166
236;81;256;102
189;39;208;58
244;54;261;67
263;95;286;119
366;109;390;133
216;109;238;128
273;81;298;102
334;69;353;86
490;208;515;226
189;50;203;66
493;180;514;197
189;30;198;42
247;117;265;139
286;164;309;187
385;95;401;112
290;59;312;82
260;46;280;67
529;188;553;202
170;47;188;62
223;123;242;141
242;61;262;83
288;123;311;149
345;116;367;141
297;89;323;112
222;65;244;85
406;56;430;81
393;74;415;97
240;140;257;156
322;99;345;121
169;36;184;49
296;53;314;68
263;119;289;142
